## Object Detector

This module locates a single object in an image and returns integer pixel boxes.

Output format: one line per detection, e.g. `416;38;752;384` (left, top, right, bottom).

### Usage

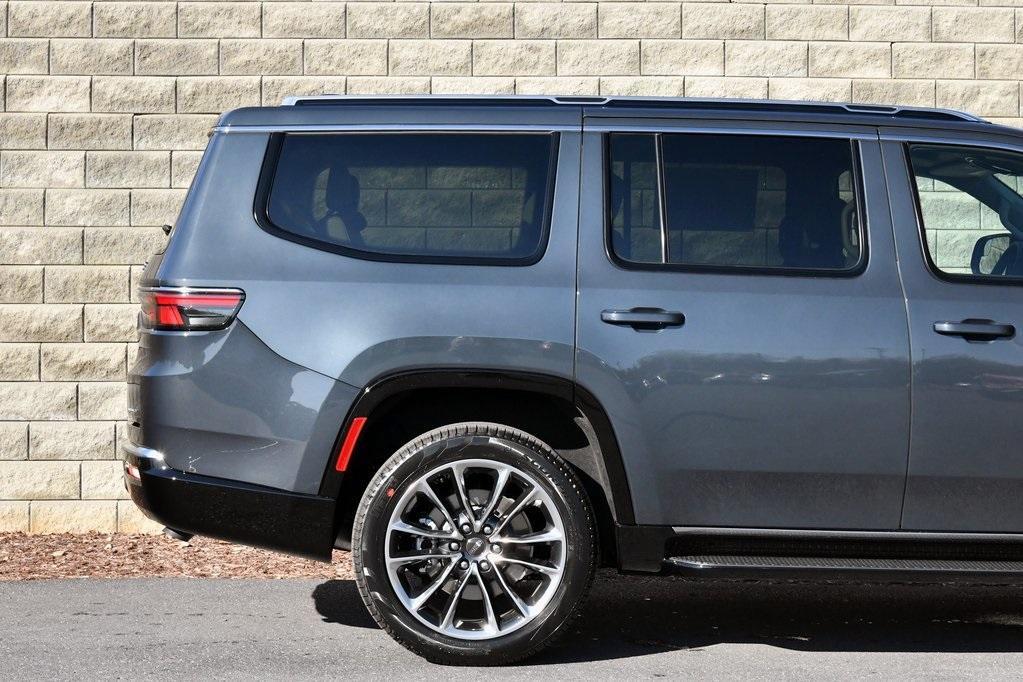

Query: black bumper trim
666;555;1023;584
125;448;336;562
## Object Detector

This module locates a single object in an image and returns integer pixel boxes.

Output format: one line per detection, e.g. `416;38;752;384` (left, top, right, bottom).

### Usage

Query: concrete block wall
1;0;1021;533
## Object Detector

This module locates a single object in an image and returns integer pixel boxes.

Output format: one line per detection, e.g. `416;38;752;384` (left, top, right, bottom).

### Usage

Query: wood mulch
0;533;354;581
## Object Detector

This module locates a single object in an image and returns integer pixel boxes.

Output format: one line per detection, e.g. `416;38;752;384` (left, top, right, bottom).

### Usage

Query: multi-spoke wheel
353;423;596;665
385;459;567;639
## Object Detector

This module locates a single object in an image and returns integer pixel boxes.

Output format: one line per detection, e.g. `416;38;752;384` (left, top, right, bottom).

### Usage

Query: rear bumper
122;441;337;562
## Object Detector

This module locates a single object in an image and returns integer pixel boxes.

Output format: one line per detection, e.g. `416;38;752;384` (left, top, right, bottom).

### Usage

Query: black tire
352;422;597;665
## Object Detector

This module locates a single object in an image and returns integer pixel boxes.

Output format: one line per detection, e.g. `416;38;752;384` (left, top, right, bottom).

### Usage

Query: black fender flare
317;369;636;526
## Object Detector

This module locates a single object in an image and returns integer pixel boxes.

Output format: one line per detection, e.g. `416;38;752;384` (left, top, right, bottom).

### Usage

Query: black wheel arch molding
124;368;642;567
318;369;638;540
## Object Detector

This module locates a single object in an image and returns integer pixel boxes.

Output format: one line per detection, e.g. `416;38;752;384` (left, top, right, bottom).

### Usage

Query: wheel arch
320;370;636;557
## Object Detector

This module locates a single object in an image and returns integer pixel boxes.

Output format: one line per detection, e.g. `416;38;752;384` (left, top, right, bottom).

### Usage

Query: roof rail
280;94;611;107
598;97;985;123
279;94;984;124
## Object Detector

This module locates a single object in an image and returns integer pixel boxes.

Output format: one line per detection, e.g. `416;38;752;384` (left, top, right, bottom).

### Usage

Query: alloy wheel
384;458;567;640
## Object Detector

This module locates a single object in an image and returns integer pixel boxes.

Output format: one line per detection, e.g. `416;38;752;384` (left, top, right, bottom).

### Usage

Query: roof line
280;94;607;106
279;94;985;124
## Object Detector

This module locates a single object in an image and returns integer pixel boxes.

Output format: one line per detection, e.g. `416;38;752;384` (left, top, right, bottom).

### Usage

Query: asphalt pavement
3;571;1023;679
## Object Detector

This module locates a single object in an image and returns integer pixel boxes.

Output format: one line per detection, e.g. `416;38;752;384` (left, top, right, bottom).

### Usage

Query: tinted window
266;133;556;262
909;143;1023;280
609;134;663;263
608;133;862;271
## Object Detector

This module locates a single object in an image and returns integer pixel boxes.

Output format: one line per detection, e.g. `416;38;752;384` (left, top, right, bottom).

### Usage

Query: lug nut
482;525;493;535
460;523;472;534
458;560;469;569
479;560;491;571
490;543;502;554
448;541;460;551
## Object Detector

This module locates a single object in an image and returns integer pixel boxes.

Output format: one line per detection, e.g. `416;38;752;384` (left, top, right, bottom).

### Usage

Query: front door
576;119;912;528
884;131;1023;532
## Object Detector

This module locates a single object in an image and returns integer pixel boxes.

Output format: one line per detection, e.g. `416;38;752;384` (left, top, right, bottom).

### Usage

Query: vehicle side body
126;96;1023;581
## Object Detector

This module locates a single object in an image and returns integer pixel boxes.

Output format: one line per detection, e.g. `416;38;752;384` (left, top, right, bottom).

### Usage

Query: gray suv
125;95;1023;664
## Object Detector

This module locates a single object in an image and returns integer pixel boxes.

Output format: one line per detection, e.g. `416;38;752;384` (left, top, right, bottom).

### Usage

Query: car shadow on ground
312;569;1023;663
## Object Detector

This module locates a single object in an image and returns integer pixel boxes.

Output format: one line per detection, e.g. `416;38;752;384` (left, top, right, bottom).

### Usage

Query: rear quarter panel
159;125;581;386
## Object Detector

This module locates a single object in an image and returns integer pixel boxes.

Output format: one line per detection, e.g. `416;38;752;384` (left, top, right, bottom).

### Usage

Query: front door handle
933;320;1015;341
601;308;685;330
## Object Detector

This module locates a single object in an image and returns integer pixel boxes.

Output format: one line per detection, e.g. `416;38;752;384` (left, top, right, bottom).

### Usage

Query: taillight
139;287;245;331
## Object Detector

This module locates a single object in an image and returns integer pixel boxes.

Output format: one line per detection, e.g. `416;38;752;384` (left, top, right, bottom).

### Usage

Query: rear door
576;116;912;528
883;129;1023;532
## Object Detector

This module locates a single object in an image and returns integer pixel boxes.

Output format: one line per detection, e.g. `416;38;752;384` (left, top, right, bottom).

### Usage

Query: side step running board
669;555;1023;582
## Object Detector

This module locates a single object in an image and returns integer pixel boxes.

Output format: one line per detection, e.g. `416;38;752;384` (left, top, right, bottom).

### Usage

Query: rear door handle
933;320;1015;341
601;308;684;330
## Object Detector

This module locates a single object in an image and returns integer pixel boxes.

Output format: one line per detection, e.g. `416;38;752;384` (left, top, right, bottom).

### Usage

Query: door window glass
609;134;662;263
607;133;863;272
909;144;1023;280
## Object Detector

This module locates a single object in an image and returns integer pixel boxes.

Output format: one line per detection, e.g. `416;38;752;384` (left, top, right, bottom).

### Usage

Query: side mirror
972;233;1012;275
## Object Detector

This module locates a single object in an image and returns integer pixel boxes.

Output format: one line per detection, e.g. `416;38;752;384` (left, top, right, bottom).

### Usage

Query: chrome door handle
601;308;684;330
933;320;1015;341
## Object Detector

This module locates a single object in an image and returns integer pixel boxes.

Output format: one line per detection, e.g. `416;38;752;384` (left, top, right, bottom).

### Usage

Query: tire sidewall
354;425;594;662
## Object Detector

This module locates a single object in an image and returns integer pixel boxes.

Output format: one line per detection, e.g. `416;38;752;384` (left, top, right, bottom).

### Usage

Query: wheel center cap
465;536;487;557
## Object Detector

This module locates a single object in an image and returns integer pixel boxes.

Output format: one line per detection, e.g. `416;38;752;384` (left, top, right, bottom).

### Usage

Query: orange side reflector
335;417;367;472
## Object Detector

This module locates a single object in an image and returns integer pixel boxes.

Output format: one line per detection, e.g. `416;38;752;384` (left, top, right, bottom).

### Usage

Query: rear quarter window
260;132;558;265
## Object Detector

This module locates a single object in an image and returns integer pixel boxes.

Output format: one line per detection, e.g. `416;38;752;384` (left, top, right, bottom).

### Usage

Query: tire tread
352;421;597;665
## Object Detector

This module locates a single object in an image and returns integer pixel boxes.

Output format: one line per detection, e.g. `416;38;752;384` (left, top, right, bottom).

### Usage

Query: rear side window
609;133;863;273
263;133;557;264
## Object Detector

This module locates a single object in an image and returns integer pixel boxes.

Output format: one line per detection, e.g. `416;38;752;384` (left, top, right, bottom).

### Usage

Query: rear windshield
264;133;557;263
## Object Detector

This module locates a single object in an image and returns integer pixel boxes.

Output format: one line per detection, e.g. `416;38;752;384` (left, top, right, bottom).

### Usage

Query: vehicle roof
215;94;1021;139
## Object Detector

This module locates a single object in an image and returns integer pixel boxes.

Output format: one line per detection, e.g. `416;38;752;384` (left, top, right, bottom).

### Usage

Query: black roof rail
279;94;985;124
598;97;985;123
283;94;572;107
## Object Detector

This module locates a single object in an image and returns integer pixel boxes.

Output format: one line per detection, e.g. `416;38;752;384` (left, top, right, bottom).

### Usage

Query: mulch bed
0;533;354;581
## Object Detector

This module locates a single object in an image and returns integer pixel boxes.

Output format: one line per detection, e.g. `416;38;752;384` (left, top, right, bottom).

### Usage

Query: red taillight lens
139;288;245;331
124;461;141;481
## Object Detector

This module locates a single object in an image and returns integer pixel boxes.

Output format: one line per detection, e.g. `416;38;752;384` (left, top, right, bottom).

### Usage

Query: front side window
909;143;1023;281
609;133;863;272
265;133;557;263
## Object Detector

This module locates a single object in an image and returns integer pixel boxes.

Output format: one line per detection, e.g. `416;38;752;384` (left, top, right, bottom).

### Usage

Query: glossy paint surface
130;319;356;494
882;129;1023;532
140;99;1023;532
158;107;581;388
144;104;580;495
576;123;912;528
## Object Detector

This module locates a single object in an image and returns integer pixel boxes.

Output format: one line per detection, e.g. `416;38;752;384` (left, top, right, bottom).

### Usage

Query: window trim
603;132;870;278
905;141;1023;287
253;130;561;267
